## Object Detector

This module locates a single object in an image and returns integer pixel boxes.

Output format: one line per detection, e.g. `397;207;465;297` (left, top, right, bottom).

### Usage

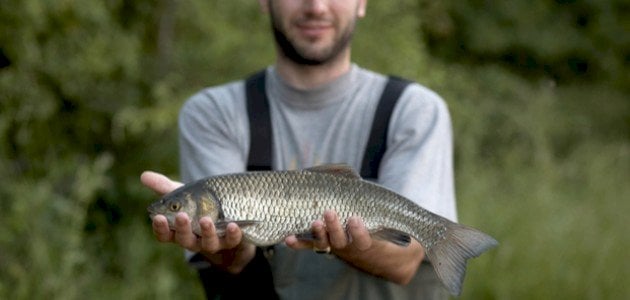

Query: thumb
140;171;183;195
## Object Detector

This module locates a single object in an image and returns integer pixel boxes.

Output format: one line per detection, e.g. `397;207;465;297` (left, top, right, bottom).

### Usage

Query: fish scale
147;164;497;296
208;170;431;246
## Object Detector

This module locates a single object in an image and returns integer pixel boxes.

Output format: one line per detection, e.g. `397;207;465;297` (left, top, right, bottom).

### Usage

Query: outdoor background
1;0;628;299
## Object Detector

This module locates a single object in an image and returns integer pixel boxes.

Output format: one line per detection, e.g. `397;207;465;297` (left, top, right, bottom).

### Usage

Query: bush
1;0;627;298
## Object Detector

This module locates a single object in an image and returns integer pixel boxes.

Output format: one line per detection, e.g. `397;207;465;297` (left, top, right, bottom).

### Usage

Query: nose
304;0;327;16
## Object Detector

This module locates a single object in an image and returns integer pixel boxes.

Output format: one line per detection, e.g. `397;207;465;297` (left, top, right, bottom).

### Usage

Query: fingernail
200;221;210;230
324;210;336;222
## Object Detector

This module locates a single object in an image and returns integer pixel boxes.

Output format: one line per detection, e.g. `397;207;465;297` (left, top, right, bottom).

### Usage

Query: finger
140;171;183;195
324;210;348;249
152;214;174;243
286;218;327;250
173;212;199;251
347;217;371;251
221;223;243;249
285;235;312;250
199;217;221;253
311;220;330;250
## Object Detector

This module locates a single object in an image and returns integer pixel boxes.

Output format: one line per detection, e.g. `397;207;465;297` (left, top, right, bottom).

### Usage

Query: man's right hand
141;171;256;274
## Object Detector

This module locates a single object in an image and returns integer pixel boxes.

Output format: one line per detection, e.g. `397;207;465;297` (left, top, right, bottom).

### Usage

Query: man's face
267;0;367;65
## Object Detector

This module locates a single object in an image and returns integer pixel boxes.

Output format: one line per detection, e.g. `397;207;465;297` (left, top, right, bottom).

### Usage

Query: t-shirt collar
267;64;358;110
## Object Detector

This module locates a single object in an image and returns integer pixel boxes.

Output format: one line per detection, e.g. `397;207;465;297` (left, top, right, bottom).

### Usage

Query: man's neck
274;49;352;90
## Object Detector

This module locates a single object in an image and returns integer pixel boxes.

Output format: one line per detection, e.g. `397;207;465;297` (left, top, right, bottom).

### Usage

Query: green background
1;0;628;299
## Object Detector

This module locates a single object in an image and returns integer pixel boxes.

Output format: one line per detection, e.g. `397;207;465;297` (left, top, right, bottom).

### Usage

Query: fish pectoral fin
232;220;262;228
214;220;261;236
372;228;412;247
305;164;361;179
294;231;316;242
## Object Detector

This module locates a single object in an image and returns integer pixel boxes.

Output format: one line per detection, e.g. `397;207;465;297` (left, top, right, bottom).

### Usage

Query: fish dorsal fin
305;164;361;179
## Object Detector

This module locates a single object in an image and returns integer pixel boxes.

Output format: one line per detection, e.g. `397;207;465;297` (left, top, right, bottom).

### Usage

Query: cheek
270;4;302;32
182;202;198;218
274;14;293;36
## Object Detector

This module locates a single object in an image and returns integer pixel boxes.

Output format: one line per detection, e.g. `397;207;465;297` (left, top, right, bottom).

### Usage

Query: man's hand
141;171;256;274
285;210;425;285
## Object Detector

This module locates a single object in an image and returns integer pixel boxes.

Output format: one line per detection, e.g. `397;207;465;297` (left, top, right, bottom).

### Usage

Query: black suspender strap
359;76;412;179
244;70;411;178
198;77;278;300
245;70;273;171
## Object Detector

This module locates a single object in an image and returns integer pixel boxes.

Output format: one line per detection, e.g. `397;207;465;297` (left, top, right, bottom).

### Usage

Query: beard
269;9;356;66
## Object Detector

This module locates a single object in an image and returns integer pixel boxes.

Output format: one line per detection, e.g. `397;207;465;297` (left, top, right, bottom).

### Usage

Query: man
142;0;457;298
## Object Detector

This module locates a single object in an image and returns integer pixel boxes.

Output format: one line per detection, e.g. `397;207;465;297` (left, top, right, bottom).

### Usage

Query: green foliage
1;0;628;299
420;0;630;87
1;0;198;298
433;63;629;299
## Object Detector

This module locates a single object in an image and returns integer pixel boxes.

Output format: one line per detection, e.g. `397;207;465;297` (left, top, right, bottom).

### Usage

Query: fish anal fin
305;164;361;179
425;222;498;296
372;228;412;247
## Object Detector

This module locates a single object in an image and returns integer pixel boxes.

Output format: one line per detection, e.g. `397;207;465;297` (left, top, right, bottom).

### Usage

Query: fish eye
170;202;181;212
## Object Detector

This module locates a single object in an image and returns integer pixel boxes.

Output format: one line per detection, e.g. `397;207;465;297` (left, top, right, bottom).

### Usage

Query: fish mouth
147;203;159;218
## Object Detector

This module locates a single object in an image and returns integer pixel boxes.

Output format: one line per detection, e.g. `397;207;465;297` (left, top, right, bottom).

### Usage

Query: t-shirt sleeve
377;83;458;222
178;83;250;183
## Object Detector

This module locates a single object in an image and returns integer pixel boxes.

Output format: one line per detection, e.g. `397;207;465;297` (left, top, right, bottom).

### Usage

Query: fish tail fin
425;222;498;296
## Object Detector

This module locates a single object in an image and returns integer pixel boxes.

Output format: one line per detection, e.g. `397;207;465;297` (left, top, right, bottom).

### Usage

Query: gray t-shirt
179;65;456;299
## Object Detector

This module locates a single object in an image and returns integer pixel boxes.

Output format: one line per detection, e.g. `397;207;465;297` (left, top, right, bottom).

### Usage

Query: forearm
286;212;426;284
336;239;425;284
200;243;256;274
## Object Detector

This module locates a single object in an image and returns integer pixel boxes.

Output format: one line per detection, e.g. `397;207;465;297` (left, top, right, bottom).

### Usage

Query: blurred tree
418;0;629;162
0;0;190;297
419;0;630;87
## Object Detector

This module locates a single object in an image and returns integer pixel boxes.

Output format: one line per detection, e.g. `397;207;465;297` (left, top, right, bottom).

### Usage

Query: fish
147;164;497;296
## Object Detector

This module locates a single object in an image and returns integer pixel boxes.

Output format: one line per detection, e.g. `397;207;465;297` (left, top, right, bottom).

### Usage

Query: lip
296;22;332;38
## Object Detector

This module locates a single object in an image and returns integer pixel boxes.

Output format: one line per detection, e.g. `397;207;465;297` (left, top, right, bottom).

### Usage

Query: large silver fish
147;164;497;295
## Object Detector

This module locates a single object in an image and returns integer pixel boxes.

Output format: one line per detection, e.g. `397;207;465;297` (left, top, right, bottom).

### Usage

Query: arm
285;210;424;284
379;84;458;221
286;85;456;283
